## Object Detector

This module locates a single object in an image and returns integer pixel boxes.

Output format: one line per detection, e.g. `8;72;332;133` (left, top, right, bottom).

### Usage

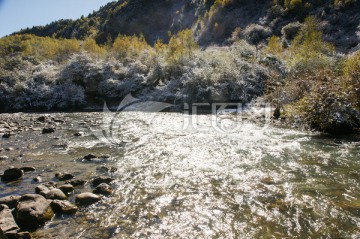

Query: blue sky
0;0;115;37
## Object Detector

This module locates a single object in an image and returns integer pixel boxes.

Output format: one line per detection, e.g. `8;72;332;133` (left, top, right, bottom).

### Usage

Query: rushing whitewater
0;112;359;238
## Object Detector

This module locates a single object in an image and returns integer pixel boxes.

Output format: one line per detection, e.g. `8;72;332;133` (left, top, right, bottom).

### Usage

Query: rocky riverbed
0;112;360;238
0;113;121;238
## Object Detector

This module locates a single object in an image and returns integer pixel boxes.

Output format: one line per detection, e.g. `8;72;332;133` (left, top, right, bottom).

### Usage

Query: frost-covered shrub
59;53;94;86
281;22;301;41
242;24;272;47
294;85;360;134
169;47;269;103
230;40;256;59
52;83;86;109
98;75;146;98
98;78;123;97
0;57;86;110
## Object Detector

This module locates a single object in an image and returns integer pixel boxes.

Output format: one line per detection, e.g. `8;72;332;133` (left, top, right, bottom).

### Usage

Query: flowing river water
0;111;360;238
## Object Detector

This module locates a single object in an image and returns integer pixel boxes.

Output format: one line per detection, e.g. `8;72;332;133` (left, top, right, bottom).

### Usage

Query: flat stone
15;194;54;230
75;193;101;206
50;200;77;215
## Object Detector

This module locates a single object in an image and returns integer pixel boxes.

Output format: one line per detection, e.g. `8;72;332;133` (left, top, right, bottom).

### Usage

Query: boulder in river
2;133;11;139
0;204;20;235
15;194;54;230
0;196;21;209
36;116;48;122
33;176;42;183
92;177;114;187
75;193;101;206
74;132;84;137
45;189;67;200
99;166;118;173
50;200;78;215
35;182;57;197
66;179;87;187
83;154;97;161
1;168;24;182
55;173;74;181
58;184;74;195
20;167;36;173
42;128;55;134
93;183;113;196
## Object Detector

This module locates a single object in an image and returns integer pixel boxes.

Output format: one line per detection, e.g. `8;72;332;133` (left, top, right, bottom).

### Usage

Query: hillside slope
16;0;360;52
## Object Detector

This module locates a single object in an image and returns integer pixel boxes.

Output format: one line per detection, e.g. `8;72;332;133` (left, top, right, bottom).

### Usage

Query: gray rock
45;189;67;200
0;205;20;234
58;184;74;195
1;168;23;182
0;196;21;209
15;194;54;230
93;183;113;196
92;177;114;187
50;200;77;215
75;193;101;206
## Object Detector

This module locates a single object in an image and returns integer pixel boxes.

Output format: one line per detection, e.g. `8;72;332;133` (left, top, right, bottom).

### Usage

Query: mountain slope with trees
16;0;360;52
0;0;359;134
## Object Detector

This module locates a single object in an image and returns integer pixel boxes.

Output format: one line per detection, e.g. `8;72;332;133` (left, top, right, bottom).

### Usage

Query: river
0;111;359;238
